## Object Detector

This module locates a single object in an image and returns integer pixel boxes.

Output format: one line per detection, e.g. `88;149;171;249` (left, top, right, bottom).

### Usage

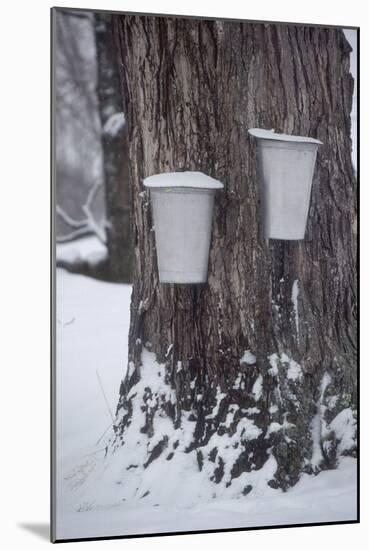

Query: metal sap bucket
144;172;224;284
248;129;323;240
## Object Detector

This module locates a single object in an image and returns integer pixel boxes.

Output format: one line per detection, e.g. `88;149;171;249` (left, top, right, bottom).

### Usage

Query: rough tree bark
111;16;357;492
95;13;133;283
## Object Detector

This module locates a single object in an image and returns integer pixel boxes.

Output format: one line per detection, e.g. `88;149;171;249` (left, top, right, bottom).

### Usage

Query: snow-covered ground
58;456;356;540
56;234;107;266
55;243;357;541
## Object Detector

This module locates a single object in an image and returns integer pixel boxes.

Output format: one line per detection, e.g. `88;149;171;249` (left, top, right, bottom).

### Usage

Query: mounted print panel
51;7;358;543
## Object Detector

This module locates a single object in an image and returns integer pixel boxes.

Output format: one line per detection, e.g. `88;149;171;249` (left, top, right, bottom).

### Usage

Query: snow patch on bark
268;353;279;376
240;350;256;365
102;112;125;137
268;352;302;381
124;348;176;405
309;372;356;470
252;375;263;400
105;347;276;502
291;279;300;342
309;372;331;470
310;413;324;469
165;344;173;357
328;408;357;454
205;389;227;418
281;353;303;381
266;417;294;438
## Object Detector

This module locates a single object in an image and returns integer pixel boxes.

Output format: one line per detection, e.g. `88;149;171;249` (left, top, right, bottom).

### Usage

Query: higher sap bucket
249;128;323;240
144;171;224;284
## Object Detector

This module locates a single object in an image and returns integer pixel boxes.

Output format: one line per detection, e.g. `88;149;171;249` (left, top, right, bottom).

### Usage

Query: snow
252;375;263;400
310;374;357;469
329;408;357;454
310;413;324;470
248;128;323;145
56;235;107;265
165;343;173;357
102;111;125;137
55;267;357;541
143;171;224;189
55;268;132;535
268;352;302;381
292;279;300;342
268;353;279;376
57;455;356;540
208;389;227;417
281;353;303;381
266;418;294;438
240;349;256;365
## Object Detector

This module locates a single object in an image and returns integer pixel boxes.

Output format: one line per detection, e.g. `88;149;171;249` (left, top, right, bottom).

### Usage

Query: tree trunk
111;15;357;492
95;13;133;283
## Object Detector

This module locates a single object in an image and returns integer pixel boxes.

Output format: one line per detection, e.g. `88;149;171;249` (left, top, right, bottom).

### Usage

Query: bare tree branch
56;182;107;246
81;181;107;245
56;226;95;244
56;204;86;229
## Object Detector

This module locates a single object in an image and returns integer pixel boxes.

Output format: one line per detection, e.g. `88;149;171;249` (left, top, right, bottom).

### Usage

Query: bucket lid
248;128;323;145
143;171;224;189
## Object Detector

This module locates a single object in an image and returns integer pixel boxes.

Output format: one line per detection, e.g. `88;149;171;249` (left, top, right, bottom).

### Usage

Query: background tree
54;9;104;243
111;16;357;491
95;12;133;283
55;8;133;283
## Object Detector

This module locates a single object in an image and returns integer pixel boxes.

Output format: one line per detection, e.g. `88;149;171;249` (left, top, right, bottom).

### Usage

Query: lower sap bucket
150;187;216;283
144;172;223;284
249;129;322;240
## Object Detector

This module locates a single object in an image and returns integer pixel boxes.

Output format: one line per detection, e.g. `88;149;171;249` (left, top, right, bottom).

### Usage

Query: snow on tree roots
110;348;356;496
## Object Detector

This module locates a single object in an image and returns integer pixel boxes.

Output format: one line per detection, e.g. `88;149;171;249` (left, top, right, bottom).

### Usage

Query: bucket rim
143;171;224;189
248;128;323;145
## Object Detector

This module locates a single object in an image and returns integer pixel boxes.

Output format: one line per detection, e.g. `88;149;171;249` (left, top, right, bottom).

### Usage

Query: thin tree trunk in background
95;13;133;283
112;16;357;491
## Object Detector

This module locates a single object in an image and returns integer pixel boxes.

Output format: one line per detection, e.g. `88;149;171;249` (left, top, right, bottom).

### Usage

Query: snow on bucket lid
248;128;323;145
143;171;224;190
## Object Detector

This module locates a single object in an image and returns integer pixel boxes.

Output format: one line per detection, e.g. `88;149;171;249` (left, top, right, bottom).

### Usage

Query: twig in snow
64;317;75;326
95;420;114;446
81;447;107;458
96;370;114;422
